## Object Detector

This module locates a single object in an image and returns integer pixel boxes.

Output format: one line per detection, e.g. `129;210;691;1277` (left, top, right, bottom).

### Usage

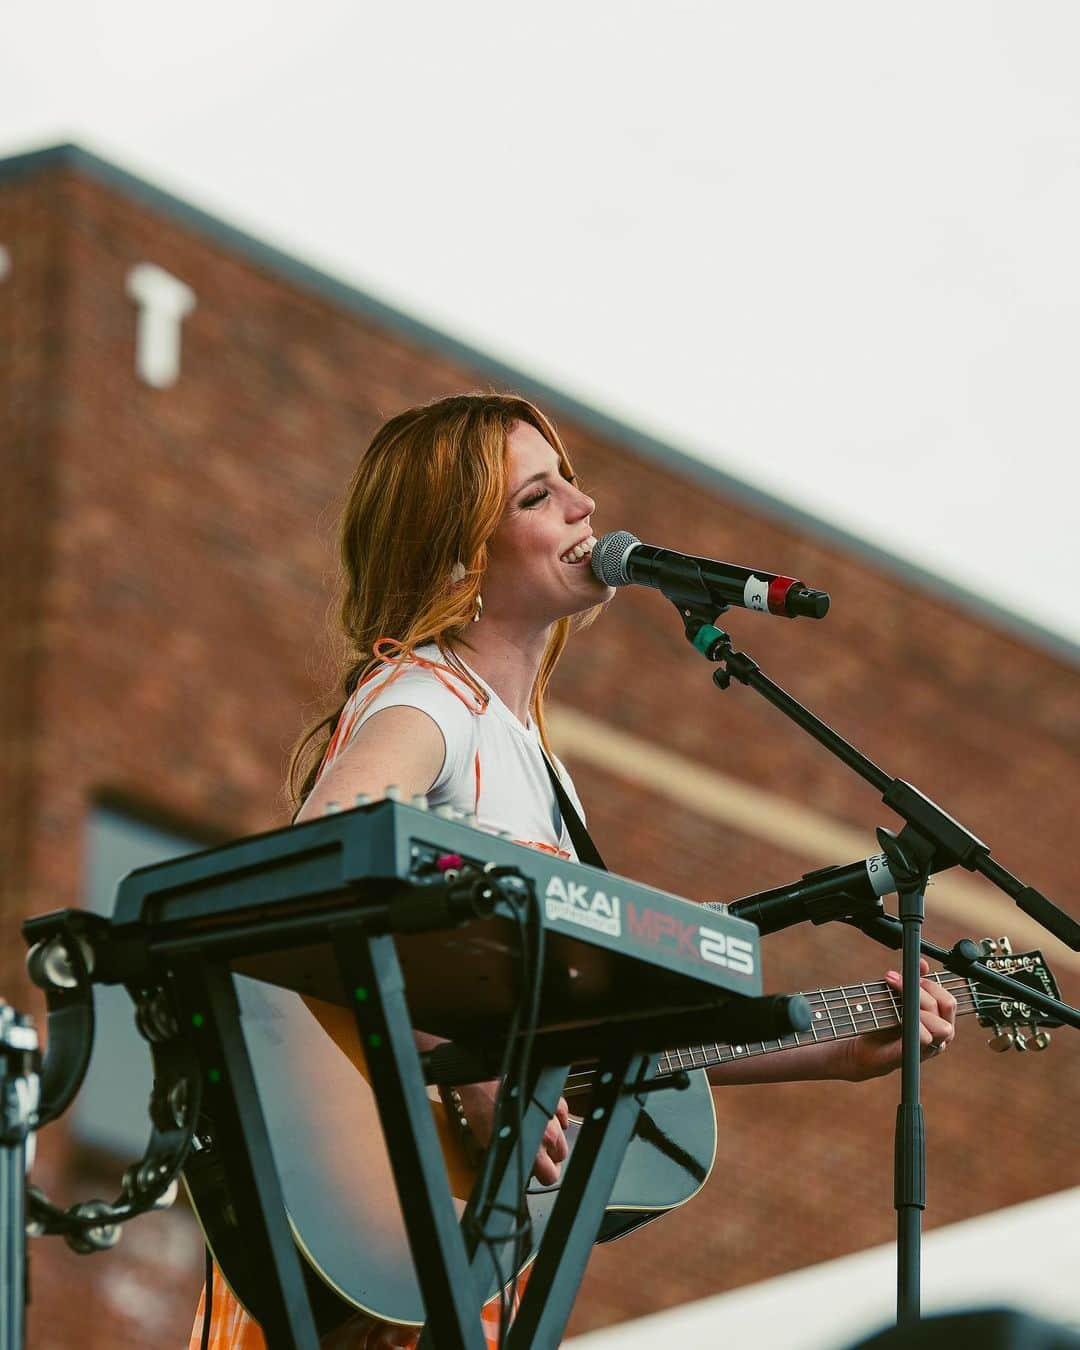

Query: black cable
508;873;545;1339
468;893;529;1344
500;875;545;1348
200;1245;213;1350
461;870;545;1349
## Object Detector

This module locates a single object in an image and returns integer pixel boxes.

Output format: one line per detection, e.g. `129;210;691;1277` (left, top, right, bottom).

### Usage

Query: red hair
287;392;601;812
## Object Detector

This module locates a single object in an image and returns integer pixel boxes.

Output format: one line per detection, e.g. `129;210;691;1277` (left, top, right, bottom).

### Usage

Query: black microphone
708;852;910;936
590;531;830;619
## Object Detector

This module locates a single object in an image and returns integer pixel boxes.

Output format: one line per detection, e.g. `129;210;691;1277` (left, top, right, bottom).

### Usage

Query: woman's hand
839;958;958;1082
456;1081;570;1183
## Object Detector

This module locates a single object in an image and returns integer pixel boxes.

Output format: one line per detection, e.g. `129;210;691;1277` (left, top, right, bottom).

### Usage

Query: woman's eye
521;490;549;508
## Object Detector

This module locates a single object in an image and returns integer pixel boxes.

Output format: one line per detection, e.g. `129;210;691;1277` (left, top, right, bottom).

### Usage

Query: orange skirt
188;1262;532;1349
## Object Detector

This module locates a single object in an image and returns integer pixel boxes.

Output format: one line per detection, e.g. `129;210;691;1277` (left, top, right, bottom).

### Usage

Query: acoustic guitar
182;937;1059;1335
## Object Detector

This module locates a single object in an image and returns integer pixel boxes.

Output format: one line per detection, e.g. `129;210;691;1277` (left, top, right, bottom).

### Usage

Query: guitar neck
656;972;972;1077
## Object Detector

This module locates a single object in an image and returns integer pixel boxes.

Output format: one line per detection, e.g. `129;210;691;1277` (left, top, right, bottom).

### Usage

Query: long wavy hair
287;392;602;813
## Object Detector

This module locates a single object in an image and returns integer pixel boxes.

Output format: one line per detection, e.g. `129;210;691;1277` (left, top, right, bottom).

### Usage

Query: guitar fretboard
656;973;965;1077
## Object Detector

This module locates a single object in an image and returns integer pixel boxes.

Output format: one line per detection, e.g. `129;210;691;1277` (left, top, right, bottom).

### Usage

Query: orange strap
317;639;488;815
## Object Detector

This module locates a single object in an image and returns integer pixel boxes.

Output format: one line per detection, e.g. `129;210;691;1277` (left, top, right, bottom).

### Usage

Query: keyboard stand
25;801;764;1348
169;918;662;1350
170;957;323;1350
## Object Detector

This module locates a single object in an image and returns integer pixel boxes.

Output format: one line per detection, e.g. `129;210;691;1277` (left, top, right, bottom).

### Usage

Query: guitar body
182;943;1060;1333
183;976;717;1333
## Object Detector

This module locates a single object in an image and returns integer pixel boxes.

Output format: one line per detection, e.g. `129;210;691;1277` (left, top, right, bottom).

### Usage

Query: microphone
590;531;830;619
708;852;913;936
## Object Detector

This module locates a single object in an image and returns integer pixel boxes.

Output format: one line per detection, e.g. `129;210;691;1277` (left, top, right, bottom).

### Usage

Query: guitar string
655;992;1013;1075
556;965;1037;1082
558;985;1033;1094
563;1012;994;1091
623;998;1004;1087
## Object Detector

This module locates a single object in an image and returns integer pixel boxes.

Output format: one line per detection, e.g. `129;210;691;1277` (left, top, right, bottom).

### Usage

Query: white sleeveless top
318;643;586;860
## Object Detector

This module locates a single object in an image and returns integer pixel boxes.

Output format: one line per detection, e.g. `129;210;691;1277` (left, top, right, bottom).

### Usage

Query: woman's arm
295;704;446;823
707;963;958;1087
295;711;570;1179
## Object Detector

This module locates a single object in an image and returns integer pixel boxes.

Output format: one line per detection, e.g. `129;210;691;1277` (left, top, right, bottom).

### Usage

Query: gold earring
472;593;483;623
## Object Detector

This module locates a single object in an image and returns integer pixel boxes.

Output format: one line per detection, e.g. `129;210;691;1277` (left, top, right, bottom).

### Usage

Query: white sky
3;1;1079;648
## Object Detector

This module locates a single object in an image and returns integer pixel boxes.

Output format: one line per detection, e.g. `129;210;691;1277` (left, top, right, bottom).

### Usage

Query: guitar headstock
971;937;1062;1053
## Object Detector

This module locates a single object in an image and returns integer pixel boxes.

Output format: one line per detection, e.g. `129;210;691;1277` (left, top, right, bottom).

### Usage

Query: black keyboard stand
166;921;661;1350
23;802;763;1348
332;923;490;1350
495;1047;656;1350
169;957;323;1350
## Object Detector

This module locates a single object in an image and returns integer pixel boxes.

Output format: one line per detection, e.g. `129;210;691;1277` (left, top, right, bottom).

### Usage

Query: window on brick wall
74;804;201;1156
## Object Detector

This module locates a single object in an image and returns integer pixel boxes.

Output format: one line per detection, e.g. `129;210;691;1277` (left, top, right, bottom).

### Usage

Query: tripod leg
174;959;321;1350
333;924;487;1350
508;1049;656;1350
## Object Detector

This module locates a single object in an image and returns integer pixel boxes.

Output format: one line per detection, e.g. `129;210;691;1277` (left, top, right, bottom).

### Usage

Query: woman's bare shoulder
295;705;447;822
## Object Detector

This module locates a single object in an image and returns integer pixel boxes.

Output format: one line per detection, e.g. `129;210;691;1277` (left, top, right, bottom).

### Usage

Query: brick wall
1;151;1076;1346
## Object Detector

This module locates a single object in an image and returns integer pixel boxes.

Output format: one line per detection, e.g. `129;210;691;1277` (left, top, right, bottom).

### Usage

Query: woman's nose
570;485;596;518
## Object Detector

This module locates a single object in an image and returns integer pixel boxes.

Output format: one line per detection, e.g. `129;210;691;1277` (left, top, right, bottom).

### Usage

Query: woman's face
480;421;614;630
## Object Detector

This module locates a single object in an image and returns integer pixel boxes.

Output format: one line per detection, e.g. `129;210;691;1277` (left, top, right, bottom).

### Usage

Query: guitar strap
541;751;607;870
542;753;713;1187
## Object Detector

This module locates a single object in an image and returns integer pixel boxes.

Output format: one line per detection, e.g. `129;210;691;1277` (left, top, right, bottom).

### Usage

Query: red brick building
2;143;1077;1347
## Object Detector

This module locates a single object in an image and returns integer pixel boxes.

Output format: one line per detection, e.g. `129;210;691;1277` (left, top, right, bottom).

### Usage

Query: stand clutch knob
719;993;813;1043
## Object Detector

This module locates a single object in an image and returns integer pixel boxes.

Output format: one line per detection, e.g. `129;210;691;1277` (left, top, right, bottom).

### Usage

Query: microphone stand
1;1005;38;1350
675;601;1080;1328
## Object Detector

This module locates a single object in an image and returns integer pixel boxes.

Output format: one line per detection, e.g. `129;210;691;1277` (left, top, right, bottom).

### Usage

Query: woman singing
190;392;956;1349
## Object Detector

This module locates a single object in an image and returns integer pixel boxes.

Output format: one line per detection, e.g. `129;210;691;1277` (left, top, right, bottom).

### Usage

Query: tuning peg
463;812;478;827
1031;1031;1052;1051
410;794;429;810
384;785;403;801
1012;1032;1028;1052
323;801;341;814
434;805;457;820
988;1030;1015;1052
354;793;372;807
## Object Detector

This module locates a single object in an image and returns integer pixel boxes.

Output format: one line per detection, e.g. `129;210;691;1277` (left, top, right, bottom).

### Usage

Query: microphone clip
674;602;763;693
674;601;730;658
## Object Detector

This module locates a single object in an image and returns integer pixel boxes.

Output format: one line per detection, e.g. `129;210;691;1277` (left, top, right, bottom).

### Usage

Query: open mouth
560;535;596;566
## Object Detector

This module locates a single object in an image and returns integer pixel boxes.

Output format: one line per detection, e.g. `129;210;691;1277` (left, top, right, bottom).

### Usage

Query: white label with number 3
744;575;769;612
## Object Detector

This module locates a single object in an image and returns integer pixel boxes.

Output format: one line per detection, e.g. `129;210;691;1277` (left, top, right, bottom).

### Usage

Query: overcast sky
3;1;1078;649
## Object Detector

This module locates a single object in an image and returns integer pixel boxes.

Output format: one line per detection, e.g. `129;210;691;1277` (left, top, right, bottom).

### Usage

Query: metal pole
0;1006;39;1350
